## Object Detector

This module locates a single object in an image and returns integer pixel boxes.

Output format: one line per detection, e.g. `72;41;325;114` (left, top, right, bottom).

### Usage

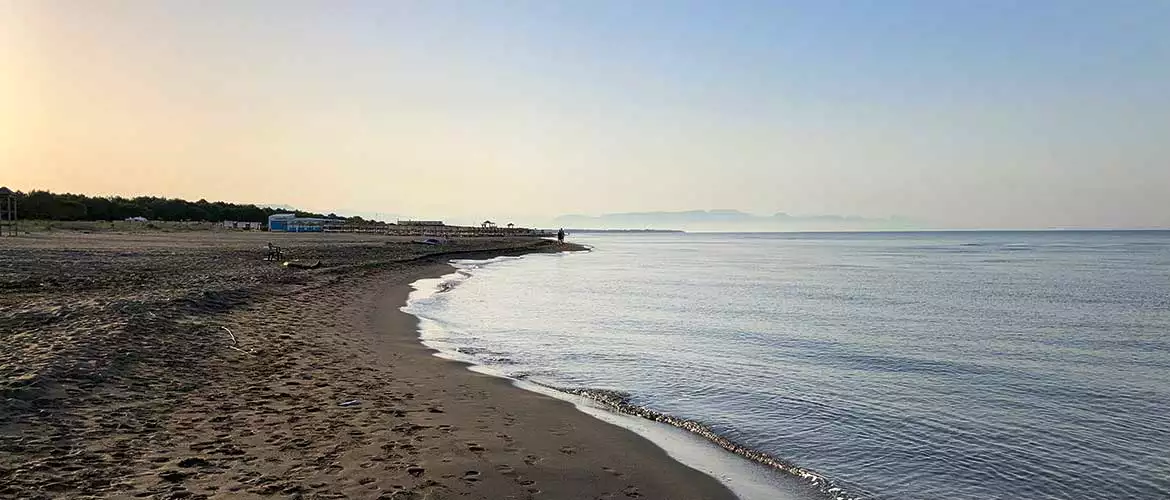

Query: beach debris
219;325;253;355
282;259;321;269
338;399;361;407
220;326;237;345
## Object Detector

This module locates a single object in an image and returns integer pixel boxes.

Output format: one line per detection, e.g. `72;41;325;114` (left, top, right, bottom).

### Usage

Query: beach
1;231;735;499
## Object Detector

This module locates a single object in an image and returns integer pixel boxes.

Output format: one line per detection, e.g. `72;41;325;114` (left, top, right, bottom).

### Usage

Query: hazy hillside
554;210;920;232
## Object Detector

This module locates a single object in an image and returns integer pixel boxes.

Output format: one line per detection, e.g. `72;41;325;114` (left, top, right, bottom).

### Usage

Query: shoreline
404;254;846;500
1;231;734;499
378;260;740;499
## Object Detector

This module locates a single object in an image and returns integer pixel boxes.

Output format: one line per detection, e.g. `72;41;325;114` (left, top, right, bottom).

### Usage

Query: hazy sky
3;1;1168;228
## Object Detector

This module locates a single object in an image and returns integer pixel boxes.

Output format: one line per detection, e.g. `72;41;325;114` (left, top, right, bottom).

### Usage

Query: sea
403;231;1170;500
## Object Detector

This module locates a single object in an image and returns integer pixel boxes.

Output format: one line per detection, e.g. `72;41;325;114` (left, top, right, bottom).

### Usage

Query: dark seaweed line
541;384;875;500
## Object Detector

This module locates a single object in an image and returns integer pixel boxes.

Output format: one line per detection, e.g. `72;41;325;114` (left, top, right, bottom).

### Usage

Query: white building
221;220;262;230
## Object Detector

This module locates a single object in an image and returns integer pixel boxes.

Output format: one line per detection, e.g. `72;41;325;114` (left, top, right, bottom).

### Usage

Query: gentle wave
410;262;871;499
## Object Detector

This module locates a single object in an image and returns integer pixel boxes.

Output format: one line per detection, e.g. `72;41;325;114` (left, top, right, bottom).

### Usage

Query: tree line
7;190;347;223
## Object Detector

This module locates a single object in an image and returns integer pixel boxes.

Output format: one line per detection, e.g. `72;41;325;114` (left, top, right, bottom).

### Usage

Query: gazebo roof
0;187;12;195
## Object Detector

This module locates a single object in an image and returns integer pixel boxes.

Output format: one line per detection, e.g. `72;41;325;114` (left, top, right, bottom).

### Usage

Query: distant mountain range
554;210;920;231
258;205;919;231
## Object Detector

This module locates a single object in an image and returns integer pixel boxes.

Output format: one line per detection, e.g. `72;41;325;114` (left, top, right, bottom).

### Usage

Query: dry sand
1;231;736;499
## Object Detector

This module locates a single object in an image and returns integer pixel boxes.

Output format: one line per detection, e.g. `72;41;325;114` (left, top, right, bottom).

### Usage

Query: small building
286;217;336;232
125;216;148;222
268;213;342;232
221;220;262;230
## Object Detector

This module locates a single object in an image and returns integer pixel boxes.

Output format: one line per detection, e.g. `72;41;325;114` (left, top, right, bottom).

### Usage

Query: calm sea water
405;232;1170;500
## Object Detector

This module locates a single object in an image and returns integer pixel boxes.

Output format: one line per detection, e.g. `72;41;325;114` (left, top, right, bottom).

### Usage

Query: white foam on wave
517;381;823;500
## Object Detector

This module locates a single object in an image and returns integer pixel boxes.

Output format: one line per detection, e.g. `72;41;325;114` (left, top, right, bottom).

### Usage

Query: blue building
267;214;336;232
267;213;296;231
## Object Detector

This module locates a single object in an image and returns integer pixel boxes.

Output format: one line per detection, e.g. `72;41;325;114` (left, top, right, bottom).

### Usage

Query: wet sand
1;231;735;499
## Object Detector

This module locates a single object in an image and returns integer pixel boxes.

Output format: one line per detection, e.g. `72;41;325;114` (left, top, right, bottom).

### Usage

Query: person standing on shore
557;228;565;243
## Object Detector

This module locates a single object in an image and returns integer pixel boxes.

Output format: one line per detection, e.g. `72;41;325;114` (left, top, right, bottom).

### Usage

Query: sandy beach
1;231;735;499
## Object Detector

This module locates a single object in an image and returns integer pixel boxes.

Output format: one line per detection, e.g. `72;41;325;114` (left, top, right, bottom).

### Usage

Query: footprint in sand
176;457;211;468
406;466;425;477
462;470;481;482
157;470;190;482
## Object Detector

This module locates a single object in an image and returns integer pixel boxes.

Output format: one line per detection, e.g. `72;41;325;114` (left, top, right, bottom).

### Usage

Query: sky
2;0;1168;229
